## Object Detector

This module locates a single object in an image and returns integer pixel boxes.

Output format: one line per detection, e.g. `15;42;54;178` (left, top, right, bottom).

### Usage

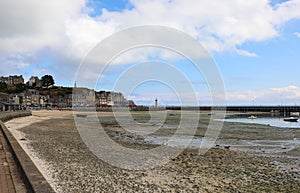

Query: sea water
223;117;300;128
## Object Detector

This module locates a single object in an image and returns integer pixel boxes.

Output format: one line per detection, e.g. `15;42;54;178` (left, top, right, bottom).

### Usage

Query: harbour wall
166;105;300;113
0;111;55;193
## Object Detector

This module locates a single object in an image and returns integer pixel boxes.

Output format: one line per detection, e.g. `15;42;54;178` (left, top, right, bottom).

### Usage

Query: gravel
8;112;300;192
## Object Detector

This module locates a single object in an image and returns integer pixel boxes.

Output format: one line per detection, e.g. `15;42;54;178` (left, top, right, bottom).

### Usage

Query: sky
1;0;300;106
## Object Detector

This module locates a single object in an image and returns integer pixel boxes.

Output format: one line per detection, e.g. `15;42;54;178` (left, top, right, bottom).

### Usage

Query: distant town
0;75;136;111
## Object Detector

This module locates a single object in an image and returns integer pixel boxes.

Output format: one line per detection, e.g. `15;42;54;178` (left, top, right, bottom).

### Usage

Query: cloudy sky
1;0;300;105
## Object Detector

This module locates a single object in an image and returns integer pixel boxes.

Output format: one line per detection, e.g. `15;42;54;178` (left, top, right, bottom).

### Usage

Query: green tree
41;75;55;88
15;83;26;93
0;82;8;93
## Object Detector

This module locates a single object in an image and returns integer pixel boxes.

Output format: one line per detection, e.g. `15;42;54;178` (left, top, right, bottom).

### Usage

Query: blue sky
86;0;134;17
1;0;300;105
216;20;300;91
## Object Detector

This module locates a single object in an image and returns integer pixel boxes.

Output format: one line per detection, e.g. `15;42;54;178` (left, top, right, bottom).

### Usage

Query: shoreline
4;110;300;192
4;110;74;192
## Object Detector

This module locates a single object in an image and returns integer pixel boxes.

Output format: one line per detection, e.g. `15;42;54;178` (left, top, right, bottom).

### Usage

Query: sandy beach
4;110;300;192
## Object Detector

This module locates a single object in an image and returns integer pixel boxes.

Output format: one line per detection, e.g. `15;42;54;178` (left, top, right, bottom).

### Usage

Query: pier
166;105;300;113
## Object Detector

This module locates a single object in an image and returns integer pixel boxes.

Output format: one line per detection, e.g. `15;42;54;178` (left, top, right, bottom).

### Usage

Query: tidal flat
5;110;300;192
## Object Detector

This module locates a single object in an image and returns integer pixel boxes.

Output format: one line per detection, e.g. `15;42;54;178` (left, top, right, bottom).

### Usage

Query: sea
223;116;300;128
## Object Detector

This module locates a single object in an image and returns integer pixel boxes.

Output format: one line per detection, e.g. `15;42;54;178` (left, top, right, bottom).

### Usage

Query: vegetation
40;86;73;97
41;75;55;88
0;82;27;94
14;83;26;93
0;82;8;93
0;75;72;97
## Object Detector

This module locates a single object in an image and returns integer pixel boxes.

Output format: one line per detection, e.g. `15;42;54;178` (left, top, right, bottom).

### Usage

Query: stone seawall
0;111;55;193
0;111;32;122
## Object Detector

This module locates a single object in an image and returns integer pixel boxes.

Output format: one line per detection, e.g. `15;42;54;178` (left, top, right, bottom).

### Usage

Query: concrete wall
0;111;32;122
0;111;55;193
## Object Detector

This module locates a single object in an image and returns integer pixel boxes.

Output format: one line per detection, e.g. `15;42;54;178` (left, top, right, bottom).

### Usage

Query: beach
4;110;300;192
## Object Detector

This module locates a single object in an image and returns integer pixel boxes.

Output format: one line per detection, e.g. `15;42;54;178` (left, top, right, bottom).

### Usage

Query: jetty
166;105;300;114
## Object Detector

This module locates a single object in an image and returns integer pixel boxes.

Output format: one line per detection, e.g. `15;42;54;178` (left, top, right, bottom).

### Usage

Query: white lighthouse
155;98;158;108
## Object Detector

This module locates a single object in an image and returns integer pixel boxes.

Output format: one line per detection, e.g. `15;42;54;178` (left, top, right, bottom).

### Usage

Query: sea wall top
0;110;31;122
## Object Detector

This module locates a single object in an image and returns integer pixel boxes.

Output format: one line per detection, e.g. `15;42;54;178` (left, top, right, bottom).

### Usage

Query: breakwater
166;105;300;113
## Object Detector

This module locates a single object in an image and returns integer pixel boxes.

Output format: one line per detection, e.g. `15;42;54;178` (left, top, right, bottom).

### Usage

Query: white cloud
294;32;300;38
235;49;258;57
225;86;300;105
0;53;32;75
1;0;300;81
130;85;300;106
59;0;300;64
0;0;85;51
97;0;281;51
0;0;86;77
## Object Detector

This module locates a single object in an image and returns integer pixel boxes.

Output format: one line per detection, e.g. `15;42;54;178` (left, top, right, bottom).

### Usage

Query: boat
283;117;298;122
290;112;300;117
248;115;257;119
76;114;87;118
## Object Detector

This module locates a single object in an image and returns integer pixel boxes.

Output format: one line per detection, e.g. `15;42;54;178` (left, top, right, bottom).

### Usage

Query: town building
0;76;8;83
72;87;96;107
25;89;40;106
9;94;22;105
0;76;136;110
96;91;110;106
40;95;50;107
0;92;9;111
0;75;24;85
28;76;42;87
96;91;127;107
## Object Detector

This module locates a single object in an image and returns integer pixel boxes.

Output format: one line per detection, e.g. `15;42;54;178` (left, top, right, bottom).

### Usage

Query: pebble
18;117;300;193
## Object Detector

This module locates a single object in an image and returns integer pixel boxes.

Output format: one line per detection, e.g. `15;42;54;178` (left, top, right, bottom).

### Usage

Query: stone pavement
0;133;15;193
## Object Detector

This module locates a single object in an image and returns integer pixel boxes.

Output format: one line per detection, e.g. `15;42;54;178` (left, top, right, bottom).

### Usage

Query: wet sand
4;110;300;192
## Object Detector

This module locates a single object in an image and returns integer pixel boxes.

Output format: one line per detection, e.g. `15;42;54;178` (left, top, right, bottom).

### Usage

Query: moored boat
76;114;87;118
248;115;257;119
283;117;298;122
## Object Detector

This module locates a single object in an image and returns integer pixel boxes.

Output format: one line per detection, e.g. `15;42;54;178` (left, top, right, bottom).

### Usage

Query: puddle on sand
145;135;300;157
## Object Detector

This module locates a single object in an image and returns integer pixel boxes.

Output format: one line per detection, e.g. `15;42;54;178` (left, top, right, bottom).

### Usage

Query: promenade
0;111;55;193
0;130;15;193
